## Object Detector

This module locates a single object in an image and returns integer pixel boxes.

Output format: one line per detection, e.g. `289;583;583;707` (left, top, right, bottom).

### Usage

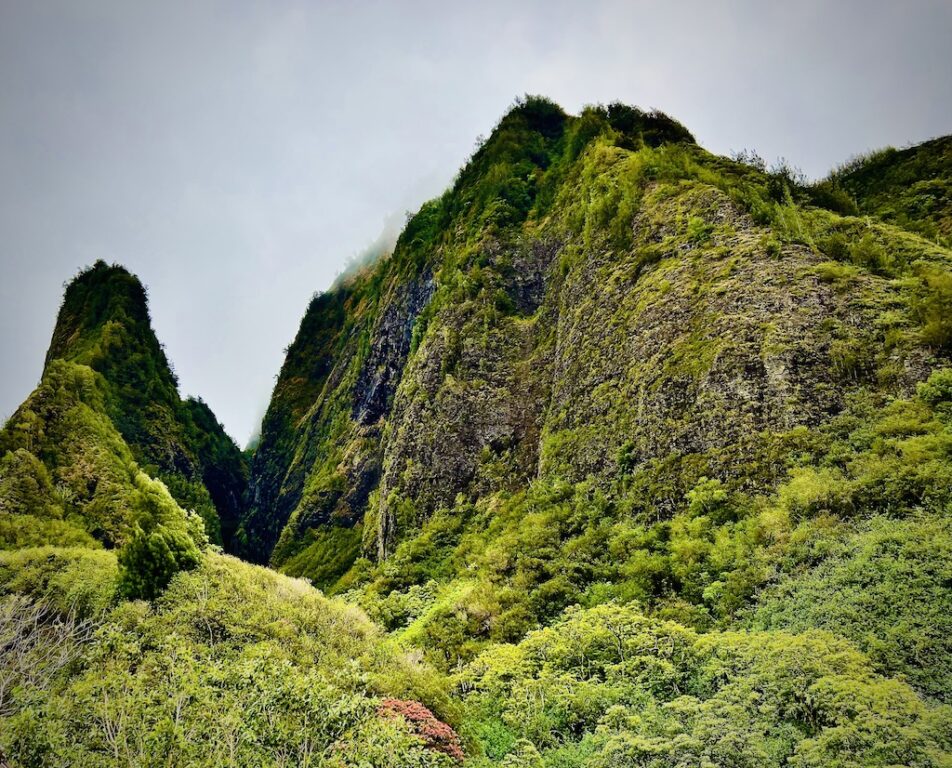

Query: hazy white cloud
1;0;950;443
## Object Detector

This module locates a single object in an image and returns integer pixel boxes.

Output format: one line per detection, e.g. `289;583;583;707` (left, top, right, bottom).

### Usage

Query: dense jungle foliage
2;97;951;766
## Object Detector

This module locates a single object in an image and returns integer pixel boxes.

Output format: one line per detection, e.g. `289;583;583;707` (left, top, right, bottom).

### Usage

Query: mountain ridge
240;98;952;589
2;97;952;767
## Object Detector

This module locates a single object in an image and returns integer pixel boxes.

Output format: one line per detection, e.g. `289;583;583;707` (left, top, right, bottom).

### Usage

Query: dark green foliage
117;523;201;600
805;178;860;215
830;136;952;246
848;232;894;275
239;288;351;561
40;261;247;549
115;473;206;600
750;514;952;700
180;397;249;547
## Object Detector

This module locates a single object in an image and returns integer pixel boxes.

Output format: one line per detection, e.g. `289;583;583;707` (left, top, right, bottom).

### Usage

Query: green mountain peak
4;260;247;552
3;100;952;767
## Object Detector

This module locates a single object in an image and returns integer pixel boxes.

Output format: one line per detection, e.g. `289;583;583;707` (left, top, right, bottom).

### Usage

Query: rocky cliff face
243;98;952;592
238;269;437;567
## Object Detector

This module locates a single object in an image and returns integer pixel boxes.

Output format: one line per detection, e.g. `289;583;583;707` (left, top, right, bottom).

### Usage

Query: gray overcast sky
2;1;951;444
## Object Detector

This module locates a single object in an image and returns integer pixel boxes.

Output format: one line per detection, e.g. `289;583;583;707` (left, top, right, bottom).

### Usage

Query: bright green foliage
1;359;162;546
918;366;952;404
828;136;952;247
0;546;118;617
458;605;951;767
0;449;96;548
0;449;62;519
348;380;952;691
117;472;206;599
749;514;952;700
40;261;248;548
0;553;458;767
281;523;364;590
0;361;209;593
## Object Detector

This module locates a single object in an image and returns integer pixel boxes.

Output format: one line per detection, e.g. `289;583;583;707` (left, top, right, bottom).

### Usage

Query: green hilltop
42;262;248;547
2;97;952;767
829;135;952;247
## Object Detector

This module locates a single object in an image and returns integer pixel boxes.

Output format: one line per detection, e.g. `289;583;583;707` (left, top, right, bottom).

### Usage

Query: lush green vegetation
40;261;248;548
825;136;952;247
459;604;950;767
0;549;459;767
2;98;952;765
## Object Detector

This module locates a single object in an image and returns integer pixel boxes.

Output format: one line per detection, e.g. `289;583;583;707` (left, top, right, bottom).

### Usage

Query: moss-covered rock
245;100;952;601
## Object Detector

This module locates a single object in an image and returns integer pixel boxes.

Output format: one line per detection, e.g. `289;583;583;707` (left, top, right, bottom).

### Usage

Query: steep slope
230;100;952;765
245;99;952;585
240;100;700;575
828;135;952;247
3;98;952;767
24;262;248;547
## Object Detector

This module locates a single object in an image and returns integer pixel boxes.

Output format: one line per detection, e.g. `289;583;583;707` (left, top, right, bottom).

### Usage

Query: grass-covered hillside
2;98;952;766
0;547;461;766
827;135;952;247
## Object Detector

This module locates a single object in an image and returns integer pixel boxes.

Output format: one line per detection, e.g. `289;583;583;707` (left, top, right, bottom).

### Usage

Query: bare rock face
354;273;435;426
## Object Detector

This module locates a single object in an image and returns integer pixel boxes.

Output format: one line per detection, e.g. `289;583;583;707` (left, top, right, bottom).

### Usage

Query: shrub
829;338;873;381
118;523;201;600
917;368;952;405
378;698;465;762
116;472;205;600
849;233;894;275
0;450;62;519
807;180;859;215
820;231;850;261
914;266;952;352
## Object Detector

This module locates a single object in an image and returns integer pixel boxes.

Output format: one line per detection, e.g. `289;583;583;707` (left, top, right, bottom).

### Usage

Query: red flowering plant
377;698;465;763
